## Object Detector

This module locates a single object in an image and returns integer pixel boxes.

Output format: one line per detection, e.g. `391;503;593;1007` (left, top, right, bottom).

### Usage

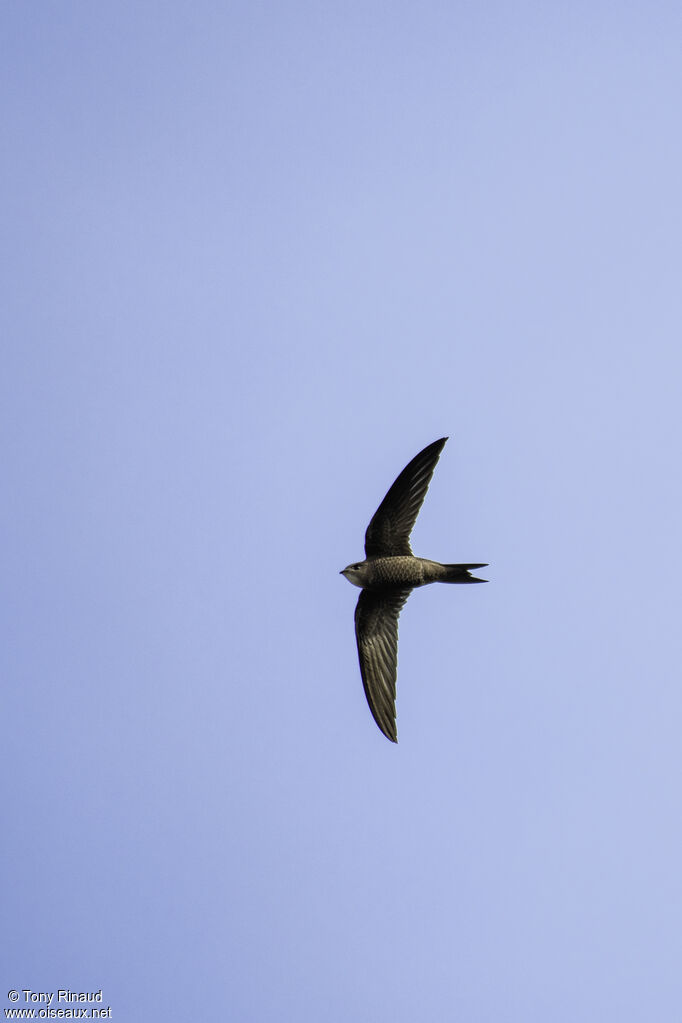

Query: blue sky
3;3;682;1020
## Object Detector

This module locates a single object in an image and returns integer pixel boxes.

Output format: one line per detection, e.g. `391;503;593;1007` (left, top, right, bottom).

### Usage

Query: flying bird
341;437;486;743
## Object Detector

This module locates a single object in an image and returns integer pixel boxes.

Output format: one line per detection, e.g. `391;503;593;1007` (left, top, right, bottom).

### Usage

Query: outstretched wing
364;438;447;557
354;588;412;742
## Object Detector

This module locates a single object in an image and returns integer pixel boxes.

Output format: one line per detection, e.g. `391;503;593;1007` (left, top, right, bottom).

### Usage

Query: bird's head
340;562;366;588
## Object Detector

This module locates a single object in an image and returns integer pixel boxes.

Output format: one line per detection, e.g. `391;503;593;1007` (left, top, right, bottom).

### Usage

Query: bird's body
341;555;480;589
340;437;487;743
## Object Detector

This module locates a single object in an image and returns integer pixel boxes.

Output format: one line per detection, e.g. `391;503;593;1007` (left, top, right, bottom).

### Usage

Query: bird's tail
439;563;488;583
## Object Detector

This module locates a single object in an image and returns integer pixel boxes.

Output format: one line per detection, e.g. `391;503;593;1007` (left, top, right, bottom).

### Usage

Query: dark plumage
340;438;487;742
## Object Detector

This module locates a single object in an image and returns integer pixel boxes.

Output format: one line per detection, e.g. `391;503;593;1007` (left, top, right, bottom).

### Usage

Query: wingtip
427;436;448;455
378;722;398;743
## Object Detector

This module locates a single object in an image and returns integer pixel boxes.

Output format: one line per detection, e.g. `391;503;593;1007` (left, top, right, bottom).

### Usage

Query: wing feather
354;588;412;742
364;438;447;557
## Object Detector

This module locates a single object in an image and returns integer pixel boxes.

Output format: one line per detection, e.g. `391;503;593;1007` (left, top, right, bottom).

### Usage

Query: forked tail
440;563;488;583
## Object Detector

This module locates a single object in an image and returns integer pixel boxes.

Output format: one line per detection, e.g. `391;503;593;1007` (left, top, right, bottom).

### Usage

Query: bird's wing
364;437;448;557
354;588;412;743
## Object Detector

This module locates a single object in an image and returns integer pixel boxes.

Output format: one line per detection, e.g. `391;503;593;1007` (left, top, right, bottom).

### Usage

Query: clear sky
3;2;682;1020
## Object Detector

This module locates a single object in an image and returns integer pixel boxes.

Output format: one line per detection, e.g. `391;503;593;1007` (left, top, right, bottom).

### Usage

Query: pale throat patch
341;566;365;588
